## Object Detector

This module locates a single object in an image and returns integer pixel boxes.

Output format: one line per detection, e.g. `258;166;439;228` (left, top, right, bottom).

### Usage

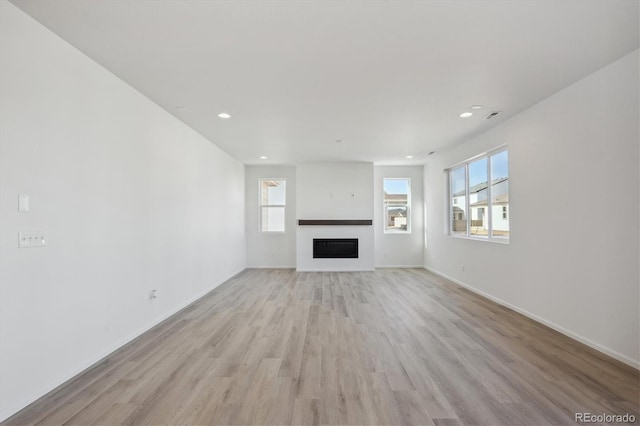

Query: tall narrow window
384;178;411;233
447;147;509;241
259;179;286;232
468;157;488;237
490;150;509;238
450;167;466;235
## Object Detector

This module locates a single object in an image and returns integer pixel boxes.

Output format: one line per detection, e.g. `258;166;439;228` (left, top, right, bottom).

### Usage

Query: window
259;179;286;232
450;167;466;235
384;178;411;233
447;148;509;241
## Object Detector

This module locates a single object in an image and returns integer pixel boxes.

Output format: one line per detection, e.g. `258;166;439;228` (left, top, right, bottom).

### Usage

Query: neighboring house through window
448;148;509;241
383;178;411;233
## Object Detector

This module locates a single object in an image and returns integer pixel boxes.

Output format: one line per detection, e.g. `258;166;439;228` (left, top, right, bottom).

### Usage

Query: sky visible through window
384;179;409;194
468;150;508;184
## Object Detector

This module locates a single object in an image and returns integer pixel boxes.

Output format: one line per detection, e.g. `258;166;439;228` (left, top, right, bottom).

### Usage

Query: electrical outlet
149;289;157;300
461;265;465;272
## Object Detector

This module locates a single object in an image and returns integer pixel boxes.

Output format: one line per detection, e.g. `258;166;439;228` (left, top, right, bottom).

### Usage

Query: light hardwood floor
4;269;639;425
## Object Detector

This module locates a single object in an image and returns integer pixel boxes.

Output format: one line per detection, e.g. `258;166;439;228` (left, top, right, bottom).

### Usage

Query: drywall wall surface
423;49;639;367
374;166;424;267
0;2;246;419
296;162;374;270
296;162;374;220
245;165;296;268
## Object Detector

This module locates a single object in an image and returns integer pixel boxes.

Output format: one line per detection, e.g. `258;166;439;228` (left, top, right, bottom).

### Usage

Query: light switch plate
19;231;46;248
19;194;30;212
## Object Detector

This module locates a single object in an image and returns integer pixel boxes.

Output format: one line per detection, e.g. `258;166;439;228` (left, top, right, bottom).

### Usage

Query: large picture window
383;178;411;233
448;148;509;241
259;179;286;232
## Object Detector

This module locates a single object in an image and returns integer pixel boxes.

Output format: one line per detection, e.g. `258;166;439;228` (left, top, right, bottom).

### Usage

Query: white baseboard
423;266;640;371
246;265;296;269
296;268;376;272
375;265;425;269
0;266;246;422
250;266;424;270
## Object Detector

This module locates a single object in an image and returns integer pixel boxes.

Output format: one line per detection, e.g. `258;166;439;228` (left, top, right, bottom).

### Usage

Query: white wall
424;50;639;367
374;166;424;267
296;162;374;220
296;162;374;271
0;3;246;420
245;165;296;268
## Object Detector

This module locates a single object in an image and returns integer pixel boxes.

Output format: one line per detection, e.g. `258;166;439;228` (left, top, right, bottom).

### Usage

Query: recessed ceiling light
405;155;413;159
260;156;268;159
335;139;343;143
217;113;231;119
460;112;473;118
471;105;483;110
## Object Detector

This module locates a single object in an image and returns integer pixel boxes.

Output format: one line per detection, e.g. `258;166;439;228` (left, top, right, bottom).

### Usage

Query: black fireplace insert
313;238;358;258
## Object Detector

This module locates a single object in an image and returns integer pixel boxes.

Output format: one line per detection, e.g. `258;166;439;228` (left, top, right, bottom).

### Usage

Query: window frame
258;178;287;233
446;146;509;243
383;177;412;234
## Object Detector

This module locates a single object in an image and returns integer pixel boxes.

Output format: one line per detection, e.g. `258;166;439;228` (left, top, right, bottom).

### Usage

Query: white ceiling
10;0;639;165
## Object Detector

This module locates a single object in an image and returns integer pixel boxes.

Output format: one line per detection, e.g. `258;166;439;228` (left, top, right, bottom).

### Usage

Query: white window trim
383;177;412;234
446;146;509;243
259;178;286;233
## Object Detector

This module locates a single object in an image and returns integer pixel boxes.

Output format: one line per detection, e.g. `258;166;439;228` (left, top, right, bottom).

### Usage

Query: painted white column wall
245;165;297;268
374;166;424;267
296;163;374;271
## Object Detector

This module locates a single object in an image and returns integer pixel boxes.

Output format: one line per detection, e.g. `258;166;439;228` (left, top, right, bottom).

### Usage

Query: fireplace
313;238;358;259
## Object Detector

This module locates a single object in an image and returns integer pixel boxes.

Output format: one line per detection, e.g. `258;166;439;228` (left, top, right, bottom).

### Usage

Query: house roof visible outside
452;177;508;197
384;193;408;203
470;193;509;207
